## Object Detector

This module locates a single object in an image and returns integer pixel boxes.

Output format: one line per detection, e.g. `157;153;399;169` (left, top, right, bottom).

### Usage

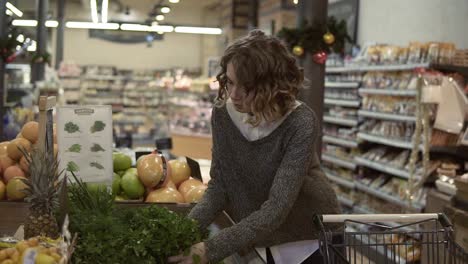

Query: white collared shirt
226;99;319;264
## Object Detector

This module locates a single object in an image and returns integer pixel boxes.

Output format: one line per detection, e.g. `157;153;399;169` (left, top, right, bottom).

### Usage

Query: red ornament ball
312;51;328;65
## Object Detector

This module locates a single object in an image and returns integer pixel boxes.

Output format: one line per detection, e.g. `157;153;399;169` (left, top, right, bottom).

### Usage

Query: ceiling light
101;0;108;23
120;24;151;31
156;15;165;21
120;23;174;33
151;21;159;26
6;10;12;16
151;25;173;32
90;0;99;23
161;7;171;14
175;26;222;35
157;31;164;34
169;0;180;3
6;2;23;17
27;41;36;52
293;0;298;4
66;21;119;30
16;34;24;42
12;20;37;27
45;20;59;27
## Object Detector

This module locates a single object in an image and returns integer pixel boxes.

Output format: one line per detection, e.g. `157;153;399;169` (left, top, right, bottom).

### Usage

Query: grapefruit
113;152;132;172
183;185;207;203
146;187;184;203
7;138;31;160
21;121;39;143
0;141;9;156
137;153;165;188
0;180;5;200
168;159;191;186
6;177;28;201
121;168;145;199
112;173;121;195
178;178;204;195
3;165;25;184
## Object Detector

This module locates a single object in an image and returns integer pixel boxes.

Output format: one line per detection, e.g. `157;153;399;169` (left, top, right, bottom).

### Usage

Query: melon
0;141;9;156
6;177;27;201
168;159;191;186
145;187;184;203
137;154;165;188
21;121;39;143
7;138;31;160
183;185;207;203
178;178;204;195
3;165;26;184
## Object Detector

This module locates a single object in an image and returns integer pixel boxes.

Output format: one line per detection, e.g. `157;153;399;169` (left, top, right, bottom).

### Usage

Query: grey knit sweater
188;103;340;262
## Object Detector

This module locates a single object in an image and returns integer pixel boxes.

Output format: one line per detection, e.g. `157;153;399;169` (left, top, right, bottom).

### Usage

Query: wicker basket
453;49;468;66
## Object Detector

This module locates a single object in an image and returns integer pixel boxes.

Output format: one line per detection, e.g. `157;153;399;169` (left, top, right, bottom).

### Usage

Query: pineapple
20;147;64;239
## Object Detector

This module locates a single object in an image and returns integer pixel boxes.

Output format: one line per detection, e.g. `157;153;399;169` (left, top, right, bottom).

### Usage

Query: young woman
169;30;340;264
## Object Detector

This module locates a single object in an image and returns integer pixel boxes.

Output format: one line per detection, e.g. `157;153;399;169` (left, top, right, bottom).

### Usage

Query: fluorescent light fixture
90;0;99;23
12;19;37;27
169;0;180;3
156;15;165;21
120;23;173;32
161;7;171;14
120;23;151;31
175;26;222;35
27;41;36;52
13;19;59;27
157;31;164;34
16;34;24;42
101;0;108;23
152;25;173;32
45;20;59;27
6;9;13;16
293;0;298;4
66;21;119;30
151;21;159;26
6;2;23;17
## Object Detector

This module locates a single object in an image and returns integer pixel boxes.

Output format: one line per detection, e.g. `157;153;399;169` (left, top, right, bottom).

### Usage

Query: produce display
0;236;68;264
112;151;206;203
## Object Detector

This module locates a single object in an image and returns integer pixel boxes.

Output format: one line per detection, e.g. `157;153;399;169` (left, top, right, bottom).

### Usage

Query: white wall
60;29;202;70
358;0;468;49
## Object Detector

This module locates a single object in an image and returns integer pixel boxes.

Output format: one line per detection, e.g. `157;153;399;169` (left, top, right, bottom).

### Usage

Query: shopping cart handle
319;213;442;223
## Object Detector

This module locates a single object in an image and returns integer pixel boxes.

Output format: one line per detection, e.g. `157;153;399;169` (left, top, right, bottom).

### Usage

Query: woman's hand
168;242;208;264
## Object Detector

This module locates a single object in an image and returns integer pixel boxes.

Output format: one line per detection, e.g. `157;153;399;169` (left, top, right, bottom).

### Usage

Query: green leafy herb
90;121;106;133
90;143;105;152
67;144;82;153
67;161;80;172
90;162;104;170
65;122;81;133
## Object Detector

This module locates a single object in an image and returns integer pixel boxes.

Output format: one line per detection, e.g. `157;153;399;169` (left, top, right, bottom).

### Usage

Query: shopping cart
314;213;468;264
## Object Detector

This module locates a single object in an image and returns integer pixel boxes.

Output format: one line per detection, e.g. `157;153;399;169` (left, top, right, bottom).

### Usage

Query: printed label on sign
57;105;113;183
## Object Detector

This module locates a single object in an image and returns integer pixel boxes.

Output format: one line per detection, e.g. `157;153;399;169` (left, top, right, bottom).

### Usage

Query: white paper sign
57;106;113;183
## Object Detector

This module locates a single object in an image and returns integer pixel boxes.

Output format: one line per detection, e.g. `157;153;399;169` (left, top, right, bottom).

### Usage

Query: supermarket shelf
322;154;357;170
355;182;424;211
325;171;355;189
323;116;358;127
325;81;360;88
358;110;416;122
323;135;359;148
355;156;413;179
84;75;125;81
357;132;413;149
324;98;360;107
338;196;354;207
326;63;429;73
359;88;417;96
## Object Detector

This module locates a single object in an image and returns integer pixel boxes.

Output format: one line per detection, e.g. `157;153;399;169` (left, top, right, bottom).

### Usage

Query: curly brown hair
215;30;303;126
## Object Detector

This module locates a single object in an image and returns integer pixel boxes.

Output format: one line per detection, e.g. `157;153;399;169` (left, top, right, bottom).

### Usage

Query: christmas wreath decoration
277;16;353;64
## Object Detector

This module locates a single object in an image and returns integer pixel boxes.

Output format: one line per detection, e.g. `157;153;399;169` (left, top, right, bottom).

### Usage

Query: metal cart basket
315;213;468;264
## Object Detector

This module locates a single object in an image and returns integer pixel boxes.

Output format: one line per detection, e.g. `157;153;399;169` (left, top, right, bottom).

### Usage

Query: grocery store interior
0;0;467;263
